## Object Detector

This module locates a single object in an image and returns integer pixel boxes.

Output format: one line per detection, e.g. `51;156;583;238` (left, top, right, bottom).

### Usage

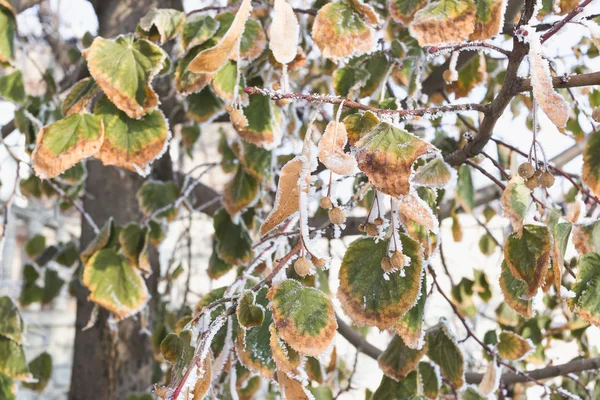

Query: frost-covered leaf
268;279;336;357
0;70;25;103
83;35;165;119
318;120;357;175
378;334;427;381
180;15;219;50
0;337;29;380
191;356;212;400
388;0;428;25
80;218;115;265
235;94;281;147
138;8;185;43
160;330;194;365
478;359;500;396
412;157;453;188
213;208;253;265
269;0;299;65
311;1;375;60
573;220;600;255
175;45;215;95
359;54;390;98
277;370;311;400
227;16;266;63
356;122;433;198
332;66;370;97
223;165;260;216
137;180;180;221
62;78;100;116
188;0;252;73
529;43;569;128
82;248;149;320
504;224;551;299
186;86;224;121
338;236;424;329
32;113;104;179
94;96;169;175
419;361;440;399
398;193;438;232
500;176;530;236
211;60;245;102
119;223;151;275
426;320;465;390
0;2;16;65
447;53;486;98
469;0;505;40
237;291;265;328
499;260;532;318
583;132;600;198
572;253;600;327
497;331;532;361
409;0;476;46
372;372;419;399
343;111;379;146
394;274;427;349
22;352;52;393
269;323;301;375
455;165;474;213
0;297;23;344
239;141;272;182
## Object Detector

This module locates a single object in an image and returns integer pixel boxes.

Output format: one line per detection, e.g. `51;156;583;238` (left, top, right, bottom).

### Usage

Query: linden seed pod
276;98;291;107
311;256;327;269
329;207;345;225
320;196;333;209
373;217;384;226
540;171;555;188
524;176;540;190
390;251;405;270
517;162;535;179
230;109;248;129
294;257;312;277
534;168;543;178
381;256;394;273
365;222;379;236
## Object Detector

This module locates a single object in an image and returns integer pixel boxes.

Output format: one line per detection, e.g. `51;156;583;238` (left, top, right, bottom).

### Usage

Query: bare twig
540;0;596;43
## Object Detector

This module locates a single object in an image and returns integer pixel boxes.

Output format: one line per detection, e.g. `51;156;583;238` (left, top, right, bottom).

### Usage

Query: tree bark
70;1;181;399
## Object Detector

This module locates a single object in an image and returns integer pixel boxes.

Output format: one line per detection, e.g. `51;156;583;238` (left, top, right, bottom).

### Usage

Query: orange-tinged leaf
469;0;506;41
397;193;438;232
318;120;356;175
62;78;100;116
277;371;311;400
378;335;427;381
388;0;428;25
269;324;302;376
497;331;533;361
269;0;299;65
223;165;260;216
409;0;476;46
500;176;531;237
192;356;212;400
412;157;454;188
499;260;532;318
572;221;600;255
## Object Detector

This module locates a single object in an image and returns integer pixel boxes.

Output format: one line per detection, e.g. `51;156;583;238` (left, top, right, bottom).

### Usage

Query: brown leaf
269;0;299;65
317;120;356;175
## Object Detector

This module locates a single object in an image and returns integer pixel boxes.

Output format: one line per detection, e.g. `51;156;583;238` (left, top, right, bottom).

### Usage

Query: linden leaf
94;96;170;175
237;291;265;328
24;234;45;259
137;180;180;221
80;218;115;265
0;70;25;103
207;239;233;280
235;94;282;147
412;157;453;188
188;0;252;73
497;331;533;361
119;223;151;275
160;330;194;365
447;53;487;99
388;0;428;25
312;1;375;60
223;165;260;217
0;337;29;380
426;320;465;390
269;0;300;65
21;352;52;393
186;87;225;122
175;45;215;95
582;132;600;198
378;334;427;381
180;15;219;51
394;274;427;349
214;208;253;265
0;372;15;400
32;113;105;179
267;279;336;357
529;44;569;128
83;248;149;320
504;224;551;299
462;386;487;400
239;142;273;182
419;361;440;399
478;359;501;396
409;0;476;46
550;220;572;292
0;2;16;65
260;157;304;236
211;60;245;102
191;356;212;400
398;193;438;232
343;111;379;146
338;235;424;329
62;78;100;116
455;165;475;213
0;297;23;344
499;260;532;318
359;54;391;98
332;66;370;97
500;176;531;236
224;16;267;63
355;122;433;198
269;324;302;376
372;372;419;399
469;0;505;40
573;220;600;255
318;120;357;176
138;8;186;44
84;35;165;119
277;371;311;400
572;253;600;327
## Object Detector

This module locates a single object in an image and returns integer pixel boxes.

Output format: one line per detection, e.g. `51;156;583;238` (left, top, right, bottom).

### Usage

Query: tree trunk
70;1;181;399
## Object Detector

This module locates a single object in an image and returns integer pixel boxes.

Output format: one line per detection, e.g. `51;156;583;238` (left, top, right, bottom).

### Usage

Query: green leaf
80;218;115;265
119;223;151;274
180;123;201;156
359;53;391;97
180;15;219;50
355;122;433;197
210;12;267;63
239;141;272;182
42;269;64;305
372;372;419;400
332;66;370;97
62;77;100;116
213;208;253;265
236;93;281;147
343;111;379;146
550;220;572;291
412;157;453;188
82;248;149;320
0;297;23;344
0;3;16;65
378;334;427;381
394;274;427;349
504;224;551;299
160;329;194;365
470;0;505;40
426;320;465;389
308;386;332;400
473;269;492;302
409;0;476;46
93;96;170;175
32;113;104;179
478;234;495;256
25;234;46;259
500;176;530;236
22;352;52;392
499;260;532;318
418;361;440;399
137;180;180;221
497;331;533;361
0;372;15;400
455;165;475;213
186;86;225;122
312;2;375;60
495;302;520;327
19;264;43;306
223;165;260;216
338;235;424;329
138;8;185;43
175;44;215;95
0;70;25;103
211;60;245;102
267;279;336;357
0;337;29;380
461;386;487;400
84;34;165;118
207;239;233;280
572;253;600;327
388;0;428;25
237;291;265;328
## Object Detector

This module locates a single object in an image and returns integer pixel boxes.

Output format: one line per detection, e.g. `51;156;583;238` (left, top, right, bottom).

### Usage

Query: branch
12;0;43;13
540;0;596;43
515;71;600;93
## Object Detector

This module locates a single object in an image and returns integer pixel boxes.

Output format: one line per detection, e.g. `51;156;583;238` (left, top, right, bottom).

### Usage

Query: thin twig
540;0;595;43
